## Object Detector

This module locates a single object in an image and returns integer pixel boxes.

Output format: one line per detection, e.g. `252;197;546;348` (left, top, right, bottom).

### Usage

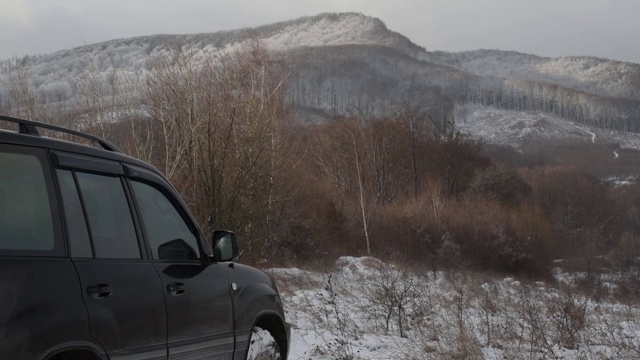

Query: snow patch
574;125;596;143
456;104;640;151
270;256;640;359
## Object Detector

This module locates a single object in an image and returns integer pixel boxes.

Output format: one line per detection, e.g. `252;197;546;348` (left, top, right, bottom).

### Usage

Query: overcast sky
1;0;638;63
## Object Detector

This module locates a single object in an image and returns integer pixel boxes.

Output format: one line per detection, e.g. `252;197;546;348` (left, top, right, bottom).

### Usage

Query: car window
130;180;200;260
57;170;93;258
76;172;141;259
0;151;56;252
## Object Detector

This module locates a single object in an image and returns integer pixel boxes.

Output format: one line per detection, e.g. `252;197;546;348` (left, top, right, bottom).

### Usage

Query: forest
1;41;640;284
458;77;640;133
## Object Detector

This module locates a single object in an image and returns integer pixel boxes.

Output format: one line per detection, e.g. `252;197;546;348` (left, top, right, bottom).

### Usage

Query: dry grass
272;258;640;359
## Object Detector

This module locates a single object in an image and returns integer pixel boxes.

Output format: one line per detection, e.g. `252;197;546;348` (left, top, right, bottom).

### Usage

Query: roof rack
0;114;121;153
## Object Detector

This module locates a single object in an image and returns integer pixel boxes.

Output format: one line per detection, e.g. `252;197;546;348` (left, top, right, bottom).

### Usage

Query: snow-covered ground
268;257;640;359
456;104;640;152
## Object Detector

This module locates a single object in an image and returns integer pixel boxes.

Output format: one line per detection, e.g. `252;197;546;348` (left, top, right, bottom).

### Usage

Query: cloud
0;0;32;27
0;4;110;59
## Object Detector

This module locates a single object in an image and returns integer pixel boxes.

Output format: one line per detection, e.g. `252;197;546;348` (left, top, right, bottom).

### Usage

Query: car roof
0;115;159;175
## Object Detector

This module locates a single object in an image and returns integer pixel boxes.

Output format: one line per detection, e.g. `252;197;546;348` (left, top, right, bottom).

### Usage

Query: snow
247;327;279;360
456;104;588;149
262;13;414;52
267;256;640;359
456;104;640;151
574;125;596;143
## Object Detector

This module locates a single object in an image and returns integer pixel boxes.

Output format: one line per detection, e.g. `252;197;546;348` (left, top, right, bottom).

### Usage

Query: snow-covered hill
0;12;420;78
260;13;423;54
429;49;640;99
269;257;640;359
2;12;638;105
0;13;429;110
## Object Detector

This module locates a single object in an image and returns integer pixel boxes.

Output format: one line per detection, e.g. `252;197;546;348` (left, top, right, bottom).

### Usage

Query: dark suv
0;115;289;360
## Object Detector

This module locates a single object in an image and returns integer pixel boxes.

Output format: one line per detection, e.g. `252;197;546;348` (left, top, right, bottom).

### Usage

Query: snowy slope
268;257;640;359
0;13;420;78
456;104;640;151
260;13;422;54
429;49;640;99
0;13;428;111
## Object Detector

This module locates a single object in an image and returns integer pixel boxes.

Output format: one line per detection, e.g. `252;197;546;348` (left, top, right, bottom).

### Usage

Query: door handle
87;284;112;298
166;282;186;296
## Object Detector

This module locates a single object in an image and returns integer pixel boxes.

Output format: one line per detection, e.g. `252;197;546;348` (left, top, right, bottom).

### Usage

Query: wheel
246;326;282;360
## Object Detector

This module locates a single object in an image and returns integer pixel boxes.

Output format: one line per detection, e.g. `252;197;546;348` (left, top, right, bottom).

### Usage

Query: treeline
459;77;640;133
2;43;640;277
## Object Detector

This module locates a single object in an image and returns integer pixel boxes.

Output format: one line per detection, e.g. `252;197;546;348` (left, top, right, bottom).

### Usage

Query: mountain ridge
1;13;423;66
2;12;638;94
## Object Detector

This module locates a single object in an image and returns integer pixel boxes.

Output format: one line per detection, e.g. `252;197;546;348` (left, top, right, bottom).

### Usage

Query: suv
0;115;289;360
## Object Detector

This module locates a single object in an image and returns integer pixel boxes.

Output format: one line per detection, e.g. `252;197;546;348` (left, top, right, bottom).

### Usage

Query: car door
126;165;235;359
54;152;167;360
0;145;91;359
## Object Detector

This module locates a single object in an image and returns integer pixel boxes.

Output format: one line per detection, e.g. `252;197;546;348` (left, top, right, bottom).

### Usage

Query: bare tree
7;57;39;119
398;102;431;199
141;39;296;260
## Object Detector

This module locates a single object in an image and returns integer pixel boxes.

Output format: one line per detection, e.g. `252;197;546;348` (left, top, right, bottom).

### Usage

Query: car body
0;115;290;360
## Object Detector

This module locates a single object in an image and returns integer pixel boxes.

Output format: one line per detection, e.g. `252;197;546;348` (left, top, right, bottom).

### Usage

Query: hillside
428;49;640;99
0;13;420;92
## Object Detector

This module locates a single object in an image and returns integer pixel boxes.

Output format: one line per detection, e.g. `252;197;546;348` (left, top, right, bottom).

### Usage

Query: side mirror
211;230;239;262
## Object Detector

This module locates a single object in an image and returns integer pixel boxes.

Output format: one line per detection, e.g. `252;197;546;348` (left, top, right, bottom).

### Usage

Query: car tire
246;326;281;360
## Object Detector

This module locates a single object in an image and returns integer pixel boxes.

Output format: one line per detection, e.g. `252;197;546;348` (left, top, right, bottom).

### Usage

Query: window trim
52;151;124;175
0;144;65;257
55;169;94;258
52;151;149;262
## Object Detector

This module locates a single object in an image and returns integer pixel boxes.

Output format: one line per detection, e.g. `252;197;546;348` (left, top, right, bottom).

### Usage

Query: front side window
75;172;140;259
130;180;200;260
0;150;56;252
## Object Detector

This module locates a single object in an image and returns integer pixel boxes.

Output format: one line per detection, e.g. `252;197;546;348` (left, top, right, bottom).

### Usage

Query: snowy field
267;257;640;359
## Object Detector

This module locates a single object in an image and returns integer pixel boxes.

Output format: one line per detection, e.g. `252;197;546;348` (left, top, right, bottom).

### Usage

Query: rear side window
75;172;141;259
0;148;58;254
